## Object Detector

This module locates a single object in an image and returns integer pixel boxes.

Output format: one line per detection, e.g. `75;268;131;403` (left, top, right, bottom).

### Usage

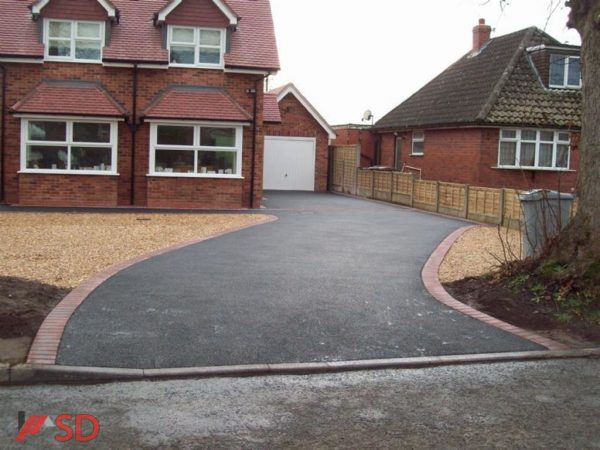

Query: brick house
371;20;582;192
0;0;327;209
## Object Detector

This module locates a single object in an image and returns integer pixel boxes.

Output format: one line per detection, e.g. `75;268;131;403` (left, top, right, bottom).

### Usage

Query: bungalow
0;0;331;209
372;20;582;192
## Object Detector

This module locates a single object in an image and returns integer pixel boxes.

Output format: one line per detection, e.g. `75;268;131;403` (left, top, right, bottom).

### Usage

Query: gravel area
0;212;268;288
439;226;522;283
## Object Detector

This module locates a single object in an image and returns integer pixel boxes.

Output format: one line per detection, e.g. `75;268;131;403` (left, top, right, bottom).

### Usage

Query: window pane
157;126;194;146
75;40;101;60
557;145;570;168
539;143;553;167
540;131;554;142
550;54;565;86
48;39;71;57
200;128;235;147
520;142;536;166
73;123;110;143
412;141;424;155
155;150;195;173
521;130;536;141
28;121;66;141
170;46;195;64
172;28;195;43
200;30;221;46
197;151;236;174
501;130;517;139
499;141;516;166
558;133;570;142
77;22;101;38
413;131;424;141
199;47;221;64
567;58;581;86
49;21;71;38
71;147;112;171
26;146;68;170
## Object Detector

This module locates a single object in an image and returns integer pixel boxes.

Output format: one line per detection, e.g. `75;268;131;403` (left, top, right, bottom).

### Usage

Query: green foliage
508;273;530;290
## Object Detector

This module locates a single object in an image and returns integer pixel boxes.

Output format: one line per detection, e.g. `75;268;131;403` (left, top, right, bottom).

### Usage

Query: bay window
45;20;104;62
21;119;118;174
498;129;571;170
168;26;225;68
150;123;242;177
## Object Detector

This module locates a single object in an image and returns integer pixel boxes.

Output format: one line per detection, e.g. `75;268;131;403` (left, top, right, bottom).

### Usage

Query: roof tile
263;93;281;123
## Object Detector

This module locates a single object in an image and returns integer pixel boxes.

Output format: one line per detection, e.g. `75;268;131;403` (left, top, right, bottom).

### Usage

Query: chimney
472;18;492;52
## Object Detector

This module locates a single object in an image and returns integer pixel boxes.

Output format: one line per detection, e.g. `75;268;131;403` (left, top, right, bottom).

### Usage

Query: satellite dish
362;109;373;121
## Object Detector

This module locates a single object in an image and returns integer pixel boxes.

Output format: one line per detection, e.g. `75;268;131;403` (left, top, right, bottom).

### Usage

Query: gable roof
270;83;336;139
30;0;117;19
374;27;582;131
11;80;128;118
263;93;282;123
0;0;280;71
142;85;252;122
156;0;239;26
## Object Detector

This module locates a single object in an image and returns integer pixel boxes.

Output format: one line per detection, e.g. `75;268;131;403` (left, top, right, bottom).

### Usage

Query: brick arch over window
165;0;231;28
37;0;109;21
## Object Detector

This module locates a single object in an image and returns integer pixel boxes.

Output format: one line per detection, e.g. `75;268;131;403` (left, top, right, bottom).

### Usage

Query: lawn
0;212;270;364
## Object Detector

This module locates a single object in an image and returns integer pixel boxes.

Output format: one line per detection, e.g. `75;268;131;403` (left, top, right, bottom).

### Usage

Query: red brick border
27;215;279;365
422;226;569;351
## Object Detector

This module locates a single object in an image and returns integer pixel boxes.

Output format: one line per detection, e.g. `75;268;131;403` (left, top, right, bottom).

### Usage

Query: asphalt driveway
57;192;542;369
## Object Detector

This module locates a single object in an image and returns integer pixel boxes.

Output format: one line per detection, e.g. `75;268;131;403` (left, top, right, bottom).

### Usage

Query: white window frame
19;117;118;175
411;131;425;156
44;19;105;63
549;55;582;89
148;122;243;178
497;128;571;171
167;26;225;69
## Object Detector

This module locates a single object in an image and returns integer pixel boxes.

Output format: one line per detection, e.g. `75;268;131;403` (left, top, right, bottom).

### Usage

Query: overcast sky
268;0;581;126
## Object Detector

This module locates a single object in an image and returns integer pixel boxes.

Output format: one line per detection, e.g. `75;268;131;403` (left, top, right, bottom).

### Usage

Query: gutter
0;65;6;203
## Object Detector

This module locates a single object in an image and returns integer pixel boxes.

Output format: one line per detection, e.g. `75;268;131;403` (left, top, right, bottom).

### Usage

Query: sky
268;0;581;126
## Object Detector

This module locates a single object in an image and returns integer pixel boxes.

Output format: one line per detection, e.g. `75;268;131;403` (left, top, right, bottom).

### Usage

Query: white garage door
263;136;316;191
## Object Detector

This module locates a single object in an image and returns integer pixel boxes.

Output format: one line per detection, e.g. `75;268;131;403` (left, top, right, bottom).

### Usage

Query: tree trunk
554;0;600;264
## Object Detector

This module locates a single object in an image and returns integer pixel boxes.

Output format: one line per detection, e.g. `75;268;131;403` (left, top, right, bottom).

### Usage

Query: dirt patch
439;226;521;283
444;277;600;347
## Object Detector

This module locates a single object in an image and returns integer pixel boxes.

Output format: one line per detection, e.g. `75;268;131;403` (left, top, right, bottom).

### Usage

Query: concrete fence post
390;172;395;202
435;181;441;213
371;171;375;198
464;185;470;219
499;188;506;226
411;173;416;208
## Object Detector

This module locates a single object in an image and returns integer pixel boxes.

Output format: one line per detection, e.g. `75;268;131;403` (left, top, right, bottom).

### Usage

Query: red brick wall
264;93;329;192
331;127;376;166
18;174;118;207
147;177;243;209
41;0;108;21
1;61;264;209
378;128;579;191
166;0;230;28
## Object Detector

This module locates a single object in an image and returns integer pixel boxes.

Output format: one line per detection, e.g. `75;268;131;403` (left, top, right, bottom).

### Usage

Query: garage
263;83;337;192
263;136;316;191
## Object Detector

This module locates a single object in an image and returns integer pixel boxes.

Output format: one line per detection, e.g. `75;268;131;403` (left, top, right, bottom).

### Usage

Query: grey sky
268;0;581;126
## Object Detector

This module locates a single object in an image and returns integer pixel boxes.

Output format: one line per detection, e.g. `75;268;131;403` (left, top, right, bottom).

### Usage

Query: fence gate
329;145;360;194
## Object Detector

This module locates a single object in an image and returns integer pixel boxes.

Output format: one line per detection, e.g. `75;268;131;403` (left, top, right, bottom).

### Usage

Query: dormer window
45;20;104;62
168;26;224;68
549;54;581;89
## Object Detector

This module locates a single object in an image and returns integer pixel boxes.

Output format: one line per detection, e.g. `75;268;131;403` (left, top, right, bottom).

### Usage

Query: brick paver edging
422;226;569;351
27;215;279;365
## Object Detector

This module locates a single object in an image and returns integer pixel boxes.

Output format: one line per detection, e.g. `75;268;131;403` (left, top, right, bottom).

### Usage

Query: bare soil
444;277;600;347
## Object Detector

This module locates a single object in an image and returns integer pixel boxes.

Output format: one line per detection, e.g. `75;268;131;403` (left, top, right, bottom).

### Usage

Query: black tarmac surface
57;192;542;369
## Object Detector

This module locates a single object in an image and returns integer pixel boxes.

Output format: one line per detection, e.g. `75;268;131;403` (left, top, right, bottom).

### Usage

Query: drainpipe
246;77;263;209
129;64;138;205
0;64;6;204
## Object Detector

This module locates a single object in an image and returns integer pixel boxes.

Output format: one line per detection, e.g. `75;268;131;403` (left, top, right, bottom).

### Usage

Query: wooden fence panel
330;145;360;194
438;182;466;218
392;173;413;205
503;189;523;229
373;171;393;202
468;187;502;225
414;180;437;212
357;169;374;198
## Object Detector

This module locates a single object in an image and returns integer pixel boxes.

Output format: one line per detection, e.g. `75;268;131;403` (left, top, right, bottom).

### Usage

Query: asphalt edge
4;348;600;386
26;214;279;366
422;226;570;351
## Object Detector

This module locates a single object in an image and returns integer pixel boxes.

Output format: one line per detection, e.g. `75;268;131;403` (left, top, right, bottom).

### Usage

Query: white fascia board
276;84;337;139
157;0;238;26
14;114;124;121
31;0;116;17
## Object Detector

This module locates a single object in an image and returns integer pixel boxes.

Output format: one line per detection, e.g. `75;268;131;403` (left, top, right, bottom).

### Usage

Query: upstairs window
45;20;104;62
412;131;425;156
549;55;581;89
168;27;224;68
498;129;571;170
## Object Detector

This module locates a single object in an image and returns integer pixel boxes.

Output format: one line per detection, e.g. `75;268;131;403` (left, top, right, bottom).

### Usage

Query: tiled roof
263;93;281;123
0;0;280;70
375;27;581;130
142;85;252;122
11;80;128;117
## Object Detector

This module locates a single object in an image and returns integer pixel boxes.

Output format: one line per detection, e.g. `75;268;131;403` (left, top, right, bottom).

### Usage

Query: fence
330;167;544;228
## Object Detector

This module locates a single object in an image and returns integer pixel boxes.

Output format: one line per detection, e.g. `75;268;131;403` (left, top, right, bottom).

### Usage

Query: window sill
148;173;244;180
19;170;119;176
44;58;103;64
492;166;575;173
168;63;224;70
410;153;424;157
